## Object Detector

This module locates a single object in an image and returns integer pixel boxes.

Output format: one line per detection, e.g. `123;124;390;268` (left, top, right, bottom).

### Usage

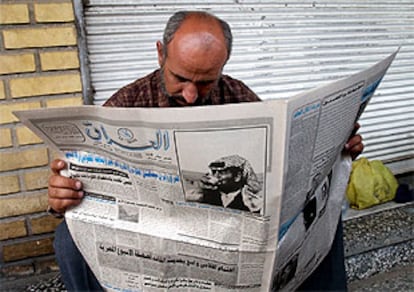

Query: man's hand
48;159;84;214
199;173;220;191
344;123;364;160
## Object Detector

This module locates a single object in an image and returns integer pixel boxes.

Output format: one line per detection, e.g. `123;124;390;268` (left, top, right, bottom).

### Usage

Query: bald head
161;11;232;61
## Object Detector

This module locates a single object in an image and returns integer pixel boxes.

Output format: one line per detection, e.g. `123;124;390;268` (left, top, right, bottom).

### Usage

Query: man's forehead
175;32;223;54
209;155;246;170
179;13;223;35
209;161;227;170
167;34;227;70
168;16;227;60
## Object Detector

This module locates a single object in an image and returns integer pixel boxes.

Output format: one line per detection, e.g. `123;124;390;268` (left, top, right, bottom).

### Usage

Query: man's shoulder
103;70;160;107
220;74;247;87
220;74;261;102
121;69;160;91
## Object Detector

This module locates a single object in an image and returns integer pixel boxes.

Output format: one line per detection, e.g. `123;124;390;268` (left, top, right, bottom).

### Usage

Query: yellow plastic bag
346;157;398;210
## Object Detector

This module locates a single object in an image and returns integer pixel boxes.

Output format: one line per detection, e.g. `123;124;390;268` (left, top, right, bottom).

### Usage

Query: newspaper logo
117;128;137;143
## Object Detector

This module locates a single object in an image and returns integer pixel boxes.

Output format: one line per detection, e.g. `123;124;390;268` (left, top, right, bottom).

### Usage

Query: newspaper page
15;49;397;292
269;49;398;291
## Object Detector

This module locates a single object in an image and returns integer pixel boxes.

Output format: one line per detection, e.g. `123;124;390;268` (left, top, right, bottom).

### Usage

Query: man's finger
49;173;82;191
48;197;83;214
48;184;84;200
345;134;363;150
349;142;364;160
50;159;66;174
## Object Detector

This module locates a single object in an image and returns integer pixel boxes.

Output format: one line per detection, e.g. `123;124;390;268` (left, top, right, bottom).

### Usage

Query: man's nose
182;82;198;104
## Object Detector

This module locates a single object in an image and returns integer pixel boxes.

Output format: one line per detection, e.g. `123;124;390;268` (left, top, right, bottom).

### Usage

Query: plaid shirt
103;69;260;107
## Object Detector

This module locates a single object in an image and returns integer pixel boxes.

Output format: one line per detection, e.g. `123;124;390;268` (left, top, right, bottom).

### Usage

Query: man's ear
156;41;164;66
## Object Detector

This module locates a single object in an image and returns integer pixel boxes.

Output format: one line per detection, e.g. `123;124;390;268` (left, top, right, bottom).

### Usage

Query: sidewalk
348;263;413;291
2;262;412;291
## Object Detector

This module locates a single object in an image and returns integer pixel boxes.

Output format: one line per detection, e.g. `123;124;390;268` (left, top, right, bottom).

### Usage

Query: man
198;155;262;213
49;10;363;291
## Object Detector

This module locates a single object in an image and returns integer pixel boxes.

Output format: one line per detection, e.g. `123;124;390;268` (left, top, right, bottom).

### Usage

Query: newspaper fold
15;49;398;291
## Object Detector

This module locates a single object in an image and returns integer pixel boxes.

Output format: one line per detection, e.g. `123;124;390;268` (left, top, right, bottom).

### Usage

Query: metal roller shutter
76;0;414;173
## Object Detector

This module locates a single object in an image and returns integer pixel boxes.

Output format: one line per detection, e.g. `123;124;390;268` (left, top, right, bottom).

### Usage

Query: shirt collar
220;189;242;208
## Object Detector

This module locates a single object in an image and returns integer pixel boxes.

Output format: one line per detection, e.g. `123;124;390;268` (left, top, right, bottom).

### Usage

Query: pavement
1;272;63;291
348;263;413;292
0;262;412;291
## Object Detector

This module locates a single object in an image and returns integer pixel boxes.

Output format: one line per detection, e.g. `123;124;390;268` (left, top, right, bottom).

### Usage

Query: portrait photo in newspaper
175;127;267;215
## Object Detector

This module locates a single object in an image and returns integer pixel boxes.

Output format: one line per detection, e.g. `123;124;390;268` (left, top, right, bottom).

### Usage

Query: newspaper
15;49;397;291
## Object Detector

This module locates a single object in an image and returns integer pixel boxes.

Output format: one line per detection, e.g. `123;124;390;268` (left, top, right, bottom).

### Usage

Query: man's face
160;62;219;106
210;168;242;193
156;17;228;106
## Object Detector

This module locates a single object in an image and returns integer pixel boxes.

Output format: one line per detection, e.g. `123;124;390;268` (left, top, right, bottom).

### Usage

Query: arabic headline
98;243;237;274
65;151;180;184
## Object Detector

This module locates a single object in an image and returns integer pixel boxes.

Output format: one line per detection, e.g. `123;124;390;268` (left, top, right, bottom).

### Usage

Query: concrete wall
0;1;83;278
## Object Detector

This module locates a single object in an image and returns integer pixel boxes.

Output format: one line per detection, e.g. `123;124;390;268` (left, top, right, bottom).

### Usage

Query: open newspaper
15;50;397;291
